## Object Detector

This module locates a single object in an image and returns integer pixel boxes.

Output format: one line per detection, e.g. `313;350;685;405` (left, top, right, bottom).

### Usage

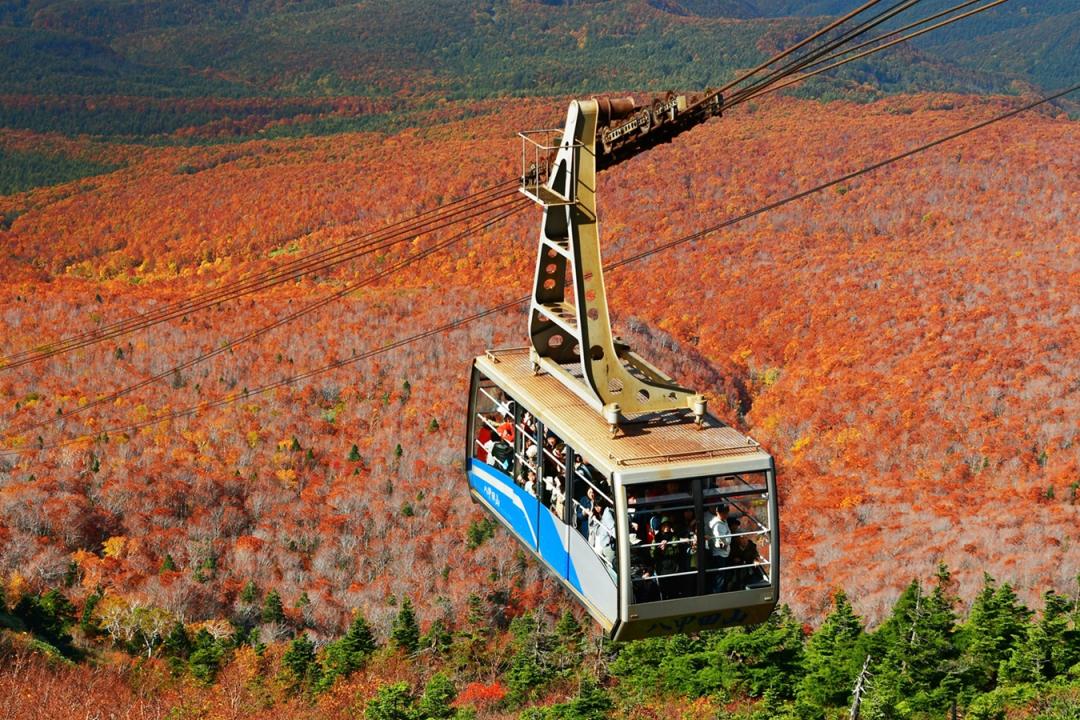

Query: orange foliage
0;93;1077;637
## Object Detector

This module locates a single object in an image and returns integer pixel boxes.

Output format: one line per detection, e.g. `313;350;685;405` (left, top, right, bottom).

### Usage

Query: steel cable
0;180;519;369
11;196;530;436
8;84;1073;455
737;0;1013;104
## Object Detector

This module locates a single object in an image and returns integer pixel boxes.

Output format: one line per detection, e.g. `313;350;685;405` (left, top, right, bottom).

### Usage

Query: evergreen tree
1000;590;1076;685
657;633;718;697
522;676;612;720
863;571;961;717
561;676;612;720
282;634;320;691
391;597;420;654
551;610;584;672
80;586;104;633
261;589;286;625
188;628;227;684
365;682;414;720
506;612;555;703
451;593;493;675
796;589;866;715
712;605;805;699
415;672;457;719
959;574;1032;689
240;581;258;604
319;611;378;691
14;588;77;656
162;620;192;658
160;554;177;572
420;616;453;655
608;635;678;698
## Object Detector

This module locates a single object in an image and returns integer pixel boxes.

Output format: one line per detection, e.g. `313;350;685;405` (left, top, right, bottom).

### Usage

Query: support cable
724;0;926;107
713;0;888;97
0;1;997;371
738;0;1013;103
11;196;529;436
0;180;519;369
788;0;993;76
8;84;1073;455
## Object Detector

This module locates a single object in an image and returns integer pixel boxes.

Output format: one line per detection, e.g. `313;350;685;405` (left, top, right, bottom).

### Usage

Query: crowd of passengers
476;405;767;601
476;408;619;571
627;485;767;603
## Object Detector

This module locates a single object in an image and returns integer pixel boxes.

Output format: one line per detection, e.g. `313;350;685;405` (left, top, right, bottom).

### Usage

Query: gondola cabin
466;97;778;639
466;348;778;641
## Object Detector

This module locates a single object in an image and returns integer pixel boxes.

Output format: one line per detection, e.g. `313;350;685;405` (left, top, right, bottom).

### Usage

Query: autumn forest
1;1;1079;718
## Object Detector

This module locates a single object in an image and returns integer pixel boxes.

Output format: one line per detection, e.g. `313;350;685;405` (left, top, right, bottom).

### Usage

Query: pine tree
713;604;805;699
552;609;584;672
162;620;192;659
564;676;613;720
391;597;420;653
319;611;378;691
796;589;866;714
15;589;77;656
261;589;286;625
863;571;960;717
506;612;555;703
1000;590;1076;685
415;672;457;719
959;574;1032;689
188;628;227;684
365;682;413;720
240;580;258;604
451;593;492;674
282;634;320;691
80;586;104;633
420;616;453;655
524;676;612;720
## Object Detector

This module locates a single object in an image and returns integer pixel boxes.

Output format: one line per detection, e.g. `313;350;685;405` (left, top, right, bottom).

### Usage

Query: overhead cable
8;85;1073;455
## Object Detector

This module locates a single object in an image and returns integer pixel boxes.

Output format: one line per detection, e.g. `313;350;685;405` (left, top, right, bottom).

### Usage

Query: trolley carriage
466;96;779;639
467;348;778;641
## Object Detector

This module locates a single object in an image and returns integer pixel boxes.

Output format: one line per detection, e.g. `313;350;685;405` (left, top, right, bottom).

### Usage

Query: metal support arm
524;99;707;431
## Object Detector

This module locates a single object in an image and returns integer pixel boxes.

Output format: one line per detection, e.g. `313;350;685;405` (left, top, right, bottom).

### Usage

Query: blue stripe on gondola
468;459;584;594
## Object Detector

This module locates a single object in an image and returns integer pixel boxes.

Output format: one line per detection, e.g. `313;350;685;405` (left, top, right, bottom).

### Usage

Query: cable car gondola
466;98;778;640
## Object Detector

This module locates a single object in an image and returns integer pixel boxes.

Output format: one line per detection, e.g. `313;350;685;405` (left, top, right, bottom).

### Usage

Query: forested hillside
1;0;1073;152
1;90;1078;716
1;0;1078;716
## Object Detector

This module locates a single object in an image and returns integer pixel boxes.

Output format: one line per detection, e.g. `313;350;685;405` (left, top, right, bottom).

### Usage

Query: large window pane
472;379;516;478
627;480;697;601
704;473;771;592
627;472;771;604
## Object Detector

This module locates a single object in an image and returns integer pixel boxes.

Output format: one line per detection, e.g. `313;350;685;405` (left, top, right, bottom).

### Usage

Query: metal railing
518;129;580;206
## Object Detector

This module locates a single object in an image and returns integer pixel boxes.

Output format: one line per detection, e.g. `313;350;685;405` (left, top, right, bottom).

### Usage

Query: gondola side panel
467;457;618;623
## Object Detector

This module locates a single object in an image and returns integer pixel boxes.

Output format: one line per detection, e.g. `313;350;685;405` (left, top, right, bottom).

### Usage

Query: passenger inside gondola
589;499;616;568
574;485;593;538
728;517;767;589
522;468;537;496
631;556;661;603
704;501;732;592
497;413;515;443
475;423;492;463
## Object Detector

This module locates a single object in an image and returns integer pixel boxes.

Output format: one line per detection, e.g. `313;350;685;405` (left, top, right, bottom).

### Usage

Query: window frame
624;472;773;605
